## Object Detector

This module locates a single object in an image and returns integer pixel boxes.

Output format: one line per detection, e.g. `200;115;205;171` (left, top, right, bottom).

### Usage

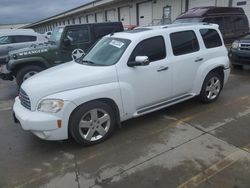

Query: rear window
170;30;199;56
200;29;222;48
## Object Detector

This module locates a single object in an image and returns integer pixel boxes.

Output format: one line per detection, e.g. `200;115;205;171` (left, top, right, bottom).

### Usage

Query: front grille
19;89;31;110
239;43;250;51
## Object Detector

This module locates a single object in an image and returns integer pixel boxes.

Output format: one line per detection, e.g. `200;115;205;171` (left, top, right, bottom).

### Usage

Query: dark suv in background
229;34;250;68
174;7;249;43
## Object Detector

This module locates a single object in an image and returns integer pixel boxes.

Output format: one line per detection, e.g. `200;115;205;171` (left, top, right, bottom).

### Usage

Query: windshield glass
49;27;64;44
82;37;131;66
173;18;203;23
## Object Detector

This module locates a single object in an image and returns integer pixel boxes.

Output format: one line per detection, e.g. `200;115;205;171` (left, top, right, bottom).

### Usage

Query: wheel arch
68;98;121;137
198;66;225;95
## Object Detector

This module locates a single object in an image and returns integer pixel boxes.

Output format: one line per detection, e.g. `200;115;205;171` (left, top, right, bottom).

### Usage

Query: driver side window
128;36;166;62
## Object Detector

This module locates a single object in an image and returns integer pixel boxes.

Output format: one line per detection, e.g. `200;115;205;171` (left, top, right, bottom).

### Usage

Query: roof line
24;0;111;28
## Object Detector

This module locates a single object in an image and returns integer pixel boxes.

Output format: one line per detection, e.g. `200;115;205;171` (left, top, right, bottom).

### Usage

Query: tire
16;65;44;86
69;101;116;146
199;71;223;104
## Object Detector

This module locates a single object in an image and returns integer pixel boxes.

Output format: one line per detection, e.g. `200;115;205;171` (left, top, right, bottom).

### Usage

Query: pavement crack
74;156;81;188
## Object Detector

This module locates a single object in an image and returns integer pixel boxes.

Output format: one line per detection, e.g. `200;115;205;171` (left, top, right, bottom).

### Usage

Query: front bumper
13;97;77;141
229;49;250;65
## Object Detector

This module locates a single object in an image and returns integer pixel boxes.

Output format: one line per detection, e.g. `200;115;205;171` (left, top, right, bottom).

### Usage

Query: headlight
37;99;64;113
232;41;239;49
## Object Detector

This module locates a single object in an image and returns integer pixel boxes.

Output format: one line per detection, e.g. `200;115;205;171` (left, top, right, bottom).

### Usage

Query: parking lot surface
0;68;250;188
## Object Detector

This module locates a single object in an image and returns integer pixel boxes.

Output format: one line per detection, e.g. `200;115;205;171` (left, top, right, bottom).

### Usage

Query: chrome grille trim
239;43;250;51
19;89;31;110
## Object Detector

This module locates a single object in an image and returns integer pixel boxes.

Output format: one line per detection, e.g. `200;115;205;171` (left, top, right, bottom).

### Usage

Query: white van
0;29;47;64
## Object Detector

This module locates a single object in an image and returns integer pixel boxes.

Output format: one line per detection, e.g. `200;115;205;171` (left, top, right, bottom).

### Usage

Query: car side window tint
200;29;222;48
13;36;37;43
66;28;89;44
0;36;12;45
170;30;199;56
129;36;166;62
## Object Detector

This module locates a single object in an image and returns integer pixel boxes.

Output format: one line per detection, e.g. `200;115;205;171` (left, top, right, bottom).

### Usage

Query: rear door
170;30;202;96
61;26;91;62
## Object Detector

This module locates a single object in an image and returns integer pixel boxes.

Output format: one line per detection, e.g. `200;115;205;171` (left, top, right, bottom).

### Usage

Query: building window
72;18;75;24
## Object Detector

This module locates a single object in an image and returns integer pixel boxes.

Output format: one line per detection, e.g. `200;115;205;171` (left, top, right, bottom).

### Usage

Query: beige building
23;0;250;33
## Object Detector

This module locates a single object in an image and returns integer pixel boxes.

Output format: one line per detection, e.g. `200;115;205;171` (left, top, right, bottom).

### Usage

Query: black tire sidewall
69;101;116;146
200;72;223;103
16;65;44;86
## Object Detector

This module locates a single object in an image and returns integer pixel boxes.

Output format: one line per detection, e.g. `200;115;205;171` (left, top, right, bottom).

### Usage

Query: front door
118;36;172;112
61;26;91;62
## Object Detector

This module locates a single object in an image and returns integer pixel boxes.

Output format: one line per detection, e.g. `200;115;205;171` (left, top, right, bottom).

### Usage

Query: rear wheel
69;101;116;146
199;72;223;103
16;65;44;86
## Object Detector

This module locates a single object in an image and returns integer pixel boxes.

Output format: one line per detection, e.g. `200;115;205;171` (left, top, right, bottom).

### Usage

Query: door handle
195;57;204;62
157;66;169;72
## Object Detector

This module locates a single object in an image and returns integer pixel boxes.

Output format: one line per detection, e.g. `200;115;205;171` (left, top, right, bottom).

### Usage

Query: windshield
81;37;131;66
49;27;64;44
173;18;203;24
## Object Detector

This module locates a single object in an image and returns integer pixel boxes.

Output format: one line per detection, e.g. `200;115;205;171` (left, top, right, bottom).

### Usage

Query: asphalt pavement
0;68;250;188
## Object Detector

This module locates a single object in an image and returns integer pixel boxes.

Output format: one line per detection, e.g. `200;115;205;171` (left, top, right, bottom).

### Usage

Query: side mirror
127;56;150;67
63;38;71;47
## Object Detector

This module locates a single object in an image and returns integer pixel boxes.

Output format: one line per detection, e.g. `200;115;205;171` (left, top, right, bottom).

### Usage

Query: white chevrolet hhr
13;24;230;145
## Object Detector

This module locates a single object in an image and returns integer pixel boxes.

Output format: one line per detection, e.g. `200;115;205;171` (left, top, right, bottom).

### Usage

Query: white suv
13;24;230;145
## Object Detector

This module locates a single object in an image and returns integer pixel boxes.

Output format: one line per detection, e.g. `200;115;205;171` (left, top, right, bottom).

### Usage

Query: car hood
21;62;118;110
239;35;250;43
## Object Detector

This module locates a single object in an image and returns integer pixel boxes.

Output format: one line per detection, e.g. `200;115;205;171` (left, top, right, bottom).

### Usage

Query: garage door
87;14;95;23
138;2;153;26
232;0;250;23
106;9;116;22
119;6;131;25
96;12;104;23
189;0;216;9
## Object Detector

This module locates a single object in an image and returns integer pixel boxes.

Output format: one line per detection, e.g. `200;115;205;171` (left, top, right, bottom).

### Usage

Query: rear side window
13;35;37;43
66;28;89;44
129;36;166;62
200;29;222;48
170;30;199;56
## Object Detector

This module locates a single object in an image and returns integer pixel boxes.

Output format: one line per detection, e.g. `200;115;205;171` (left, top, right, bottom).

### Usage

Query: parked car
13;23;230;145
229;34;250;68
0;22;124;86
174;7;249;43
0;29;47;70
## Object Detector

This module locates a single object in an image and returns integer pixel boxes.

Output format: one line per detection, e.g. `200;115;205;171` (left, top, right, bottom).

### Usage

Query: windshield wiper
79;60;96;65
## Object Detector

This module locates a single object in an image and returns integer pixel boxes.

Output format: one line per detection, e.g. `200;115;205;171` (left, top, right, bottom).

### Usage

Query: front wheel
199;72;223;103
16;65;44;86
69;101;116;146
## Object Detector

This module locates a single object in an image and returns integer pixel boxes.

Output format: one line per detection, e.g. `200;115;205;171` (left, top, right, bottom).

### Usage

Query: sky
0;0;93;25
